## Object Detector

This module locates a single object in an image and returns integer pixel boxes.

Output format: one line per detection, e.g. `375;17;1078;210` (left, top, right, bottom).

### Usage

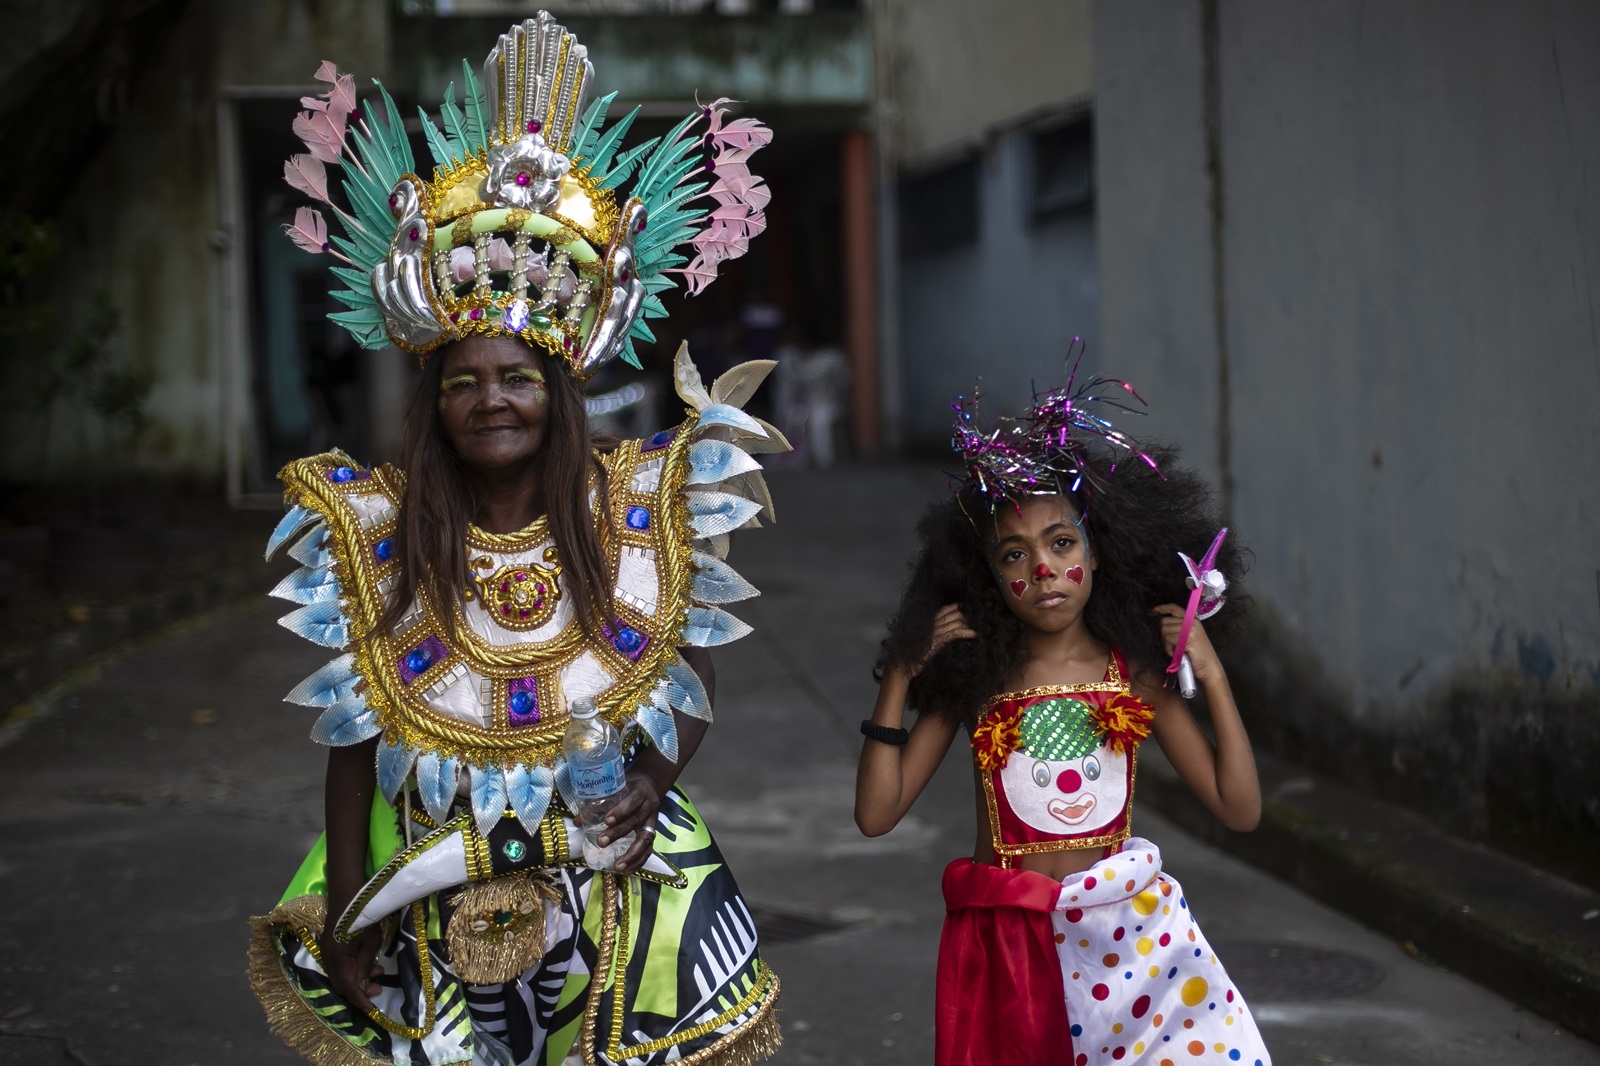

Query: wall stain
1228;601;1600;892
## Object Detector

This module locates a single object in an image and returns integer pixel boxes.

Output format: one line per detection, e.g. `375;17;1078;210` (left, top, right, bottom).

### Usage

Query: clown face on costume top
996;696;1130;839
971;652;1153;864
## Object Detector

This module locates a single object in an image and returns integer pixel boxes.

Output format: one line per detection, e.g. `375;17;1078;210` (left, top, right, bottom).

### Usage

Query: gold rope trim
246;897;385;1066
580;873;620;1064
664;971;783;1066
615;963;780;1060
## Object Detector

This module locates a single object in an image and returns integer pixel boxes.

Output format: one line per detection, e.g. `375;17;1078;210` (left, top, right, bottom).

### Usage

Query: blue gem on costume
507;679;540;724
331;466;355;482
399;635;447;683
504;299;531;333
643;428;676;453
625;506;651;530
609;624;648;660
375;537;394;561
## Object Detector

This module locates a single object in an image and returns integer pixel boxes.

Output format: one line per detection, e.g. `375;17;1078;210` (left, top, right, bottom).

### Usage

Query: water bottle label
571;755;625;800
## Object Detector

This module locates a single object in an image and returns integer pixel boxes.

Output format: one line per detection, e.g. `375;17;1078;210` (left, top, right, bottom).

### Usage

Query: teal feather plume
632;111;701;195
419;108;454;168
461;60;488;152
568;91;617;163
577;103;641;181
439;84;471;163
329;287;375;311
600;138;657;190
329;309;389;348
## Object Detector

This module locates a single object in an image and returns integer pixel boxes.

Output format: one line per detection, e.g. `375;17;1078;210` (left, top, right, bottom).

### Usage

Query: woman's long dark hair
876;443;1249;728
378;347;614;639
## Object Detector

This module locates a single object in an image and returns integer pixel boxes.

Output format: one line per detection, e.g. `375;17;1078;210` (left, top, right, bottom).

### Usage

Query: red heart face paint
1033;563;1052;580
1064;565;1085;586
1009;579;1028;598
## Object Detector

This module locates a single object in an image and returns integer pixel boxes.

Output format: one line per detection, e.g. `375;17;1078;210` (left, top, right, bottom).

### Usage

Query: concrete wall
883;0;1100;445
879;0;1093;167
1095;0;1600;882
899;135;1100;445
0;0;394;484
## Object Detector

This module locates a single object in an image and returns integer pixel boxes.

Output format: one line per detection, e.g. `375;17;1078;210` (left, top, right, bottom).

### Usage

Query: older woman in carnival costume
248;15;784;1065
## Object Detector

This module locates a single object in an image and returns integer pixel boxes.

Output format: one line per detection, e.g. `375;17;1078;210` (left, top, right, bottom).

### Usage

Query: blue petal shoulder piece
376;738;421;803
415;751;461;825
681;604;754;647
636;703;680;763
287;523;333;568
269;563;341;605
687;491;762;538
265;504;315;560
694;403;766;437
505;763;555;834
277;600;349;649
284;653;360;708
470;766;509;837
311;696;382;746
663;659;712;721
686;439;762;486
689;551;760;604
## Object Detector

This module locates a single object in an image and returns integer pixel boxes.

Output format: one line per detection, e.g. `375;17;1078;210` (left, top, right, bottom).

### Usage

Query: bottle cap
570;696;599;719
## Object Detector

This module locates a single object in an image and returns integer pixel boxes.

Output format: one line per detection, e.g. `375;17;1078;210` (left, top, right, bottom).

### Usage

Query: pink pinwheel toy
1167;527;1229;698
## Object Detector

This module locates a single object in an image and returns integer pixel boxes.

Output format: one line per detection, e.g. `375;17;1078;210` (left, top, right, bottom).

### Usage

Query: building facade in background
4;0;1597;886
1;0;872;500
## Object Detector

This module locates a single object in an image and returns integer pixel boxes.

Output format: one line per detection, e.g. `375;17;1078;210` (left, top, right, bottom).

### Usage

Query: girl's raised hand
1151;603;1222;683
916;603;977;674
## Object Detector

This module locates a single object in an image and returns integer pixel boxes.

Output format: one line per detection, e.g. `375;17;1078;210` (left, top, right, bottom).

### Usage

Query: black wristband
860;720;910;746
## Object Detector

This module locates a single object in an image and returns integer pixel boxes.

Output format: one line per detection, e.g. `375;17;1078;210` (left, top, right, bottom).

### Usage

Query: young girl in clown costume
855;355;1272;1066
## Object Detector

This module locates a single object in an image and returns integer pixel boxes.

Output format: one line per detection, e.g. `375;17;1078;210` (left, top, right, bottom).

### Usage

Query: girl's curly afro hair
876;442;1250;729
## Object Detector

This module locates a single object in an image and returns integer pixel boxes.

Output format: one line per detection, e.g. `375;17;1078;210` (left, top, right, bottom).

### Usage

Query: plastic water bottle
562;696;635;870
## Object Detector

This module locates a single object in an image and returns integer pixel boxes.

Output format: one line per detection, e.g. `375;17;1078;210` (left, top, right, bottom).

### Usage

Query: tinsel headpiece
950;338;1161;511
280;11;770;378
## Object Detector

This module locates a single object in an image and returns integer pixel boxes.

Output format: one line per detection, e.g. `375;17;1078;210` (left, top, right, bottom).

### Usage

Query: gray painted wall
1095;1;1600;878
900;130;1100;445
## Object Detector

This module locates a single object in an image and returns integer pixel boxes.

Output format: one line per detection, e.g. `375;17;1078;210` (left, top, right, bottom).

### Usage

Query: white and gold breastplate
266;353;785;834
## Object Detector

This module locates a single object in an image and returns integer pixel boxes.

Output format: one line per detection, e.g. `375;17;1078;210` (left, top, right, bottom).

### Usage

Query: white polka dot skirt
1049;838;1271;1066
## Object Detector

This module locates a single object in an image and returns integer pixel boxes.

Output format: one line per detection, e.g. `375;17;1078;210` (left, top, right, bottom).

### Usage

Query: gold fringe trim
669;978;783;1066
445;872;560;984
246;896;385;1066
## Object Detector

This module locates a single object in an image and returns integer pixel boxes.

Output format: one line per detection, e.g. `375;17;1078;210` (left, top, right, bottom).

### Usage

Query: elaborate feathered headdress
281;12;770;378
950;339;1162;510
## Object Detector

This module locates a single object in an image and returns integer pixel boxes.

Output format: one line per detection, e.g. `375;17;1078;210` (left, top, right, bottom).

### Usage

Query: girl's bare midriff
969;763;1107;880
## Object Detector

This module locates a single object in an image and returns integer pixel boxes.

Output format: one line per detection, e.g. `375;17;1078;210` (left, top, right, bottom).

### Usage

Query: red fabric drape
936;859;1075;1066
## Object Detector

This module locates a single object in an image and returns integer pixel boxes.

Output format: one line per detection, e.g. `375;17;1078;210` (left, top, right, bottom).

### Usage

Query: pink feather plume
291;62;356;166
315;60;358;117
667;97;775;296
292;109;347;165
284;154;331;204
283;206;330;254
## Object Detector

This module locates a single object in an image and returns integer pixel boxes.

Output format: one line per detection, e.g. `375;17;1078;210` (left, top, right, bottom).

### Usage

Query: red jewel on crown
526;120;542;134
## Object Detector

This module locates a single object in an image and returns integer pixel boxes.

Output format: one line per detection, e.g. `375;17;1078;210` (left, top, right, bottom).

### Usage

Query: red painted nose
1057;768;1083;793
1034;563;1052;580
